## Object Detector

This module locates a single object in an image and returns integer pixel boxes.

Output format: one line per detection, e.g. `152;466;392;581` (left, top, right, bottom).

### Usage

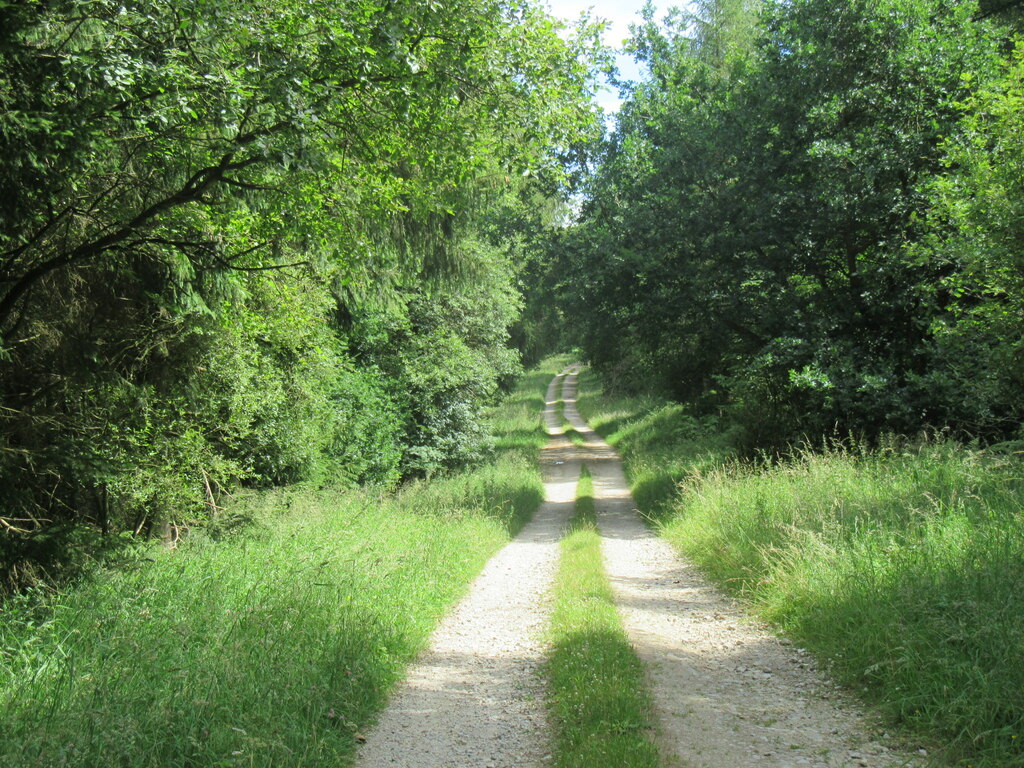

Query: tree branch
0;152;261;329
215;259;310;272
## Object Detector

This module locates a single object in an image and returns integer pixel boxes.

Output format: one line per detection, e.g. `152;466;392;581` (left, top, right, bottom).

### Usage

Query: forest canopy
0;0;602;586
527;0;1024;451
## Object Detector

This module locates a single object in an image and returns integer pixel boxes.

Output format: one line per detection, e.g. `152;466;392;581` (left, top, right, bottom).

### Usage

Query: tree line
527;0;1024;452
0;0;600;588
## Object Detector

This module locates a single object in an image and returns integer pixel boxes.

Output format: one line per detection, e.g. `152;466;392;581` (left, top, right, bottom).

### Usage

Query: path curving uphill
354;369;580;768
560;369;918;768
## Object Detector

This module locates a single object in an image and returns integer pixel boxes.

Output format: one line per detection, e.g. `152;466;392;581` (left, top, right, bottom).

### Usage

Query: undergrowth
576;366;1024;768
0;359;561;768
546;467;659;768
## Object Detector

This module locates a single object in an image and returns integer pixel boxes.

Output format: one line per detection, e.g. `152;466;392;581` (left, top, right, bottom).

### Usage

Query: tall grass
0;359;559;768
545;468;659;768
576;367;1024;767
666;443;1024;766
573;368;729;520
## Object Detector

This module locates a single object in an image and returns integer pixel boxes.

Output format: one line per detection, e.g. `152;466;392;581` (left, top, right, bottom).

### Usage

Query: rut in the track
561;370;919;768
354;371;579;768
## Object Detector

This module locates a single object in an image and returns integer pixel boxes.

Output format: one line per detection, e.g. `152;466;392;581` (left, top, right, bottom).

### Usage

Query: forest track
560;370;920;768
357;369;920;767
354;370;580;768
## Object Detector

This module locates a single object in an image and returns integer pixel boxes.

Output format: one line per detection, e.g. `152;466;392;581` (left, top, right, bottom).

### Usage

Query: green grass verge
546;467;660;768
574;367;1024;767
0;358;563;768
573;368;730;522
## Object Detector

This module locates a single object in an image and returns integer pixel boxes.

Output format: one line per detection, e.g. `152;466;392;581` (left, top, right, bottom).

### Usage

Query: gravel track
560;370;920;768
355;371;580;768
357;370;921;768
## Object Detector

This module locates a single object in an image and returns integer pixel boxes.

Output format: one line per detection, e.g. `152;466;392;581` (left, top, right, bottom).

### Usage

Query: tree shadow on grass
547;626;660;768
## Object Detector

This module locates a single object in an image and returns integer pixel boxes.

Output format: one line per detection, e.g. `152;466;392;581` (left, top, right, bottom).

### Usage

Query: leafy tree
0;0;602;584
0;0;598;324
558;0;1008;447
919;40;1024;436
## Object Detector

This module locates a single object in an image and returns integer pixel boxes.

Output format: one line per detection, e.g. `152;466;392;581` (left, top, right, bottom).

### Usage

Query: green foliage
0;268;406;587
0;0;604;582
662;443;1024;767
402;276;522;473
554;0;1023;449
0;355;550;766
0;0;601;312
918;40;1024;437
490;184;583;369
340;241;527;478
0;487;507;768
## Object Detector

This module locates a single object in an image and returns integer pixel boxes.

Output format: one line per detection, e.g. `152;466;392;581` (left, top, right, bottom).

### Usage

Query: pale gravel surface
355;371;580;768
561;370;922;768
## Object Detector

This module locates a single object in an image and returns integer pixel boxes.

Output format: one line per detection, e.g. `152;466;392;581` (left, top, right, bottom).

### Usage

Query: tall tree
0;0;603;580
558;0;1006;446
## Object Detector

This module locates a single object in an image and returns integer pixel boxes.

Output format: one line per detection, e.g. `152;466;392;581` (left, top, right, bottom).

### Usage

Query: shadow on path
560;370;918;768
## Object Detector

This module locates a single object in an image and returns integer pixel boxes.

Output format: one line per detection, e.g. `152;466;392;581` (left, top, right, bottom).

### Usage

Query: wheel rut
356;369;920;768
560;369;920;768
354;370;579;768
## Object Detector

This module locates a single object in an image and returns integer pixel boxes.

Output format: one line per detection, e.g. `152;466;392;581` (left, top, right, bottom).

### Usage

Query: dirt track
354;371;578;768
560;370;917;768
356;369;918;768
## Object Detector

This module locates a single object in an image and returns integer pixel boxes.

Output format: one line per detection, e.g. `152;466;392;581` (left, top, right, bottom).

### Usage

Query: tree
559;0;1006;446
0;0;598;329
0;0;603;584
919;40;1024;436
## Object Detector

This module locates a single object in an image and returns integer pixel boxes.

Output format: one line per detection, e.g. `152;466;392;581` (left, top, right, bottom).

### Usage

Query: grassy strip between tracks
546;466;660;768
0;358;569;768
575;367;1024;768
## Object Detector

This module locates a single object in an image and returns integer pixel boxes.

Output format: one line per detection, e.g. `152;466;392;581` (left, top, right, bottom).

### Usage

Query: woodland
525;0;1024;452
0;0;601;587
2;0;1024;584
4;2;1024;766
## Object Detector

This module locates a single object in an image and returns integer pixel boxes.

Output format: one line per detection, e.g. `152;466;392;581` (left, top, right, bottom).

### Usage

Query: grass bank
574;369;730;522
575;367;1024;768
545;467;659;768
0;359;562;768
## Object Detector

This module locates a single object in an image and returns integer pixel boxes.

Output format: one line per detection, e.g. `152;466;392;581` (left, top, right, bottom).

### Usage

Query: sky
543;0;656;114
